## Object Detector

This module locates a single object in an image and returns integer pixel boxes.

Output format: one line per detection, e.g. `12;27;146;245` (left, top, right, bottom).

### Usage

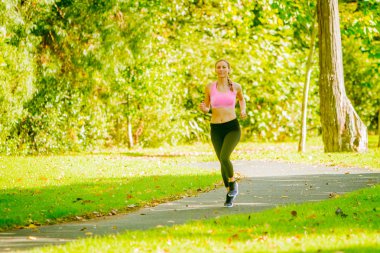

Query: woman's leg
210;128;229;188
219;129;241;180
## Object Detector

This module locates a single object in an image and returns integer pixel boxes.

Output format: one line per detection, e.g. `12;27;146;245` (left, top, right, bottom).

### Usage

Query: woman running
199;59;247;207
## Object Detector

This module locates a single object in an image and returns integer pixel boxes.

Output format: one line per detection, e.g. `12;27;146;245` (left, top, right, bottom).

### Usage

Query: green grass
1;135;379;252
0;155;220;230
37;185;380;253
126;135;380;170
234;135;380;170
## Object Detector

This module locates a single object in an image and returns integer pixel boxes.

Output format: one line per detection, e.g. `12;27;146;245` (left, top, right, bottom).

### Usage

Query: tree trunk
298;13;317;153
127;94;134;148
317;0;368;152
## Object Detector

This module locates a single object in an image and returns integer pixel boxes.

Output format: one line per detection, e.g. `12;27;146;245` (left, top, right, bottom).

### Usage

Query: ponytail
227;76;233;92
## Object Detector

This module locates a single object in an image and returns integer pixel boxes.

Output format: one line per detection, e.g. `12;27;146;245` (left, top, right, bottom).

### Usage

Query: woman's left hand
240;111;247;119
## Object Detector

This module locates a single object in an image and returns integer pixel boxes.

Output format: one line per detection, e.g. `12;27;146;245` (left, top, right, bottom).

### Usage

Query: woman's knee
220;156;231;167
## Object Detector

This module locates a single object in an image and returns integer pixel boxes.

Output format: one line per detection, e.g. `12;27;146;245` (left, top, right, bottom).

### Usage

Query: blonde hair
215;59;233;92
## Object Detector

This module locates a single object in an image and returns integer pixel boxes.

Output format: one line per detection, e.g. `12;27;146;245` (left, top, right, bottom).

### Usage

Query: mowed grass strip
0;155;220;230
234;135;380;170
101;136;380;171
36;185;379;253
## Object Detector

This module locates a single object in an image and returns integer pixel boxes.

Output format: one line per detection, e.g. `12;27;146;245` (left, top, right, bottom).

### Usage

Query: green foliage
340;1;380;133
0;0;378;153
343;36;380;132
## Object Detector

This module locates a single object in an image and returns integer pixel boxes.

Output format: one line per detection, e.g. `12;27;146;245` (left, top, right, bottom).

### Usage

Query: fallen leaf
27;224;38;229
335;207;348;218
73;198;83;203
335;207;343;215
257;235;268;242
28;236;37;240
329;192;340;198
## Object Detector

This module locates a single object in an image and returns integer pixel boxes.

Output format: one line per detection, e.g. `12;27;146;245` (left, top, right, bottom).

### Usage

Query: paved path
1;160;379;252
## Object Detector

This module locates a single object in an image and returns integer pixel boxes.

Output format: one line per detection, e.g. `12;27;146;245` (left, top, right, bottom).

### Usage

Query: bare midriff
210;107;237;123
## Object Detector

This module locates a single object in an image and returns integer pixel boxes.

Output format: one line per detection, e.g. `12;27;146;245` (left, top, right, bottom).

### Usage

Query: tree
317;0;367;152
298;12;317;153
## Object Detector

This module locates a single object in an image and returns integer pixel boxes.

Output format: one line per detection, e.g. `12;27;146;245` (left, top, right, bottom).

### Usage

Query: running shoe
224;193;234;208
228;181;238;197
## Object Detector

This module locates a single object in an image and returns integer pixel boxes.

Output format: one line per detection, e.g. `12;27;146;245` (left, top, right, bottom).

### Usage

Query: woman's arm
236;84;247;118
199;84;211;113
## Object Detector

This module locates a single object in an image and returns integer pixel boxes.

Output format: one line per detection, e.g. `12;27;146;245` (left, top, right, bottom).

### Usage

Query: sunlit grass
37;185;380;253
1;135;379;252
235;135;380;170
0;155;220;230
133;135;380;170
2;135;377;230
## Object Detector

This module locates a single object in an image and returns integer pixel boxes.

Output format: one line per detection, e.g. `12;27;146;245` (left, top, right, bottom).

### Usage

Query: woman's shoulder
206;81;216;90
232;82;242;91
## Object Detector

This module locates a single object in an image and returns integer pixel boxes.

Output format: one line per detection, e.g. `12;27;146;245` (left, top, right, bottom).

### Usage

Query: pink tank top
210;82;237;108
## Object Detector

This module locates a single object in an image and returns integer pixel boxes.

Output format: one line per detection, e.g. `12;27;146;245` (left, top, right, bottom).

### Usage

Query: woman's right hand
199;101;209;113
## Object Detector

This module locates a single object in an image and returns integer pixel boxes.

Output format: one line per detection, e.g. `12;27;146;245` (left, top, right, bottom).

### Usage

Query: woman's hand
240;110;247;119
199;101;209;113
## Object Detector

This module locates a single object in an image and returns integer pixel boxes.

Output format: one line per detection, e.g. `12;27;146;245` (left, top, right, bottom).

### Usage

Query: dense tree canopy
0;0;378;154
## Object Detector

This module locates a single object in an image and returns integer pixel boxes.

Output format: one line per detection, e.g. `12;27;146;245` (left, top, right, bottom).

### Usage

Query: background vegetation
1;0;379;154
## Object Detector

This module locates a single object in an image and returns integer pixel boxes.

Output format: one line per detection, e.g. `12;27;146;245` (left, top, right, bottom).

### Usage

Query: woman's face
215;61;230;78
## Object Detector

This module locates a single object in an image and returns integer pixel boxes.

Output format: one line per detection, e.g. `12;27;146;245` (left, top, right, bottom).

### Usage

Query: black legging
210;118;241;188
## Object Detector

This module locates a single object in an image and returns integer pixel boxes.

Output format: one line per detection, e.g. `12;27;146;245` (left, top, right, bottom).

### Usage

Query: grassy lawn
1;135;379;252
36;185;379;253
133;135;380;170
0;155;220;230
235;135;380;170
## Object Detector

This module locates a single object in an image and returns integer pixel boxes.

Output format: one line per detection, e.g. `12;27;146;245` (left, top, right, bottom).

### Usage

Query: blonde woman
199;59;246;207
